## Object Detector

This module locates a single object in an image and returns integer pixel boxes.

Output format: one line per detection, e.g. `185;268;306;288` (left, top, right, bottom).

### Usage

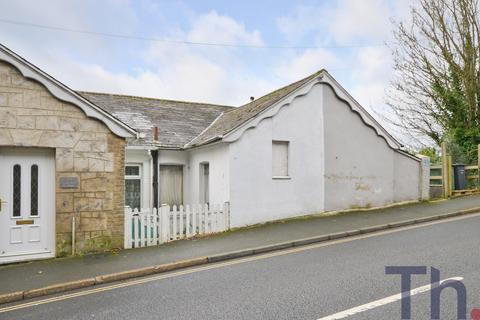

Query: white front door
0;148;55;264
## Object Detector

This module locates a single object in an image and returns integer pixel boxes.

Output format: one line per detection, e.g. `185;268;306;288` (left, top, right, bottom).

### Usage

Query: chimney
250;96;254;102
152;126;159;142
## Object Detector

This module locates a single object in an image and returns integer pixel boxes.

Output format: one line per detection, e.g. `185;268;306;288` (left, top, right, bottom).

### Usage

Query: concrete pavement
1;195;480;298
2;212;480;319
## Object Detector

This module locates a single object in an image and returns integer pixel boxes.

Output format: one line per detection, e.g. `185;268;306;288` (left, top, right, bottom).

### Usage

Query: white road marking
317;277;464;320
1;212;478;314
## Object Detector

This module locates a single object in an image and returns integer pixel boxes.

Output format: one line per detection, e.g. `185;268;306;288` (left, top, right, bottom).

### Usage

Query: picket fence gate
124;202;230;249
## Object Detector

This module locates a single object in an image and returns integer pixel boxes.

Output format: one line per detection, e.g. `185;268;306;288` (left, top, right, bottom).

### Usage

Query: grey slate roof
186;70;325;147
78;69;402;150
78;92;233;148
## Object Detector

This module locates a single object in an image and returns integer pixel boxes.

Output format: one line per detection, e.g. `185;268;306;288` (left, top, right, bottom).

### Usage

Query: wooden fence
124;202;230;249
430;164;479;197
430;165;443;187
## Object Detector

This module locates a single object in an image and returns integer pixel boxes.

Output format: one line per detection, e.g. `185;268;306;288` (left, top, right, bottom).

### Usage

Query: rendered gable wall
228;84;325;227
0;61;126;256
322;84;421;211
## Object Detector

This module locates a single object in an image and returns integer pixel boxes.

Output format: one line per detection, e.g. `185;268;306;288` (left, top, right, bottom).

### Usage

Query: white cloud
0;0;417;129
0;0;138;56
137;10;269;104
277;0;394;44
275;0;415;142
326;0;392;43
275;0;399;105
141;40;273;104
276;5;324;42
275;49;339;81
350;46;392;110
352;47;392;82
44;61;164;97
345;45;409;141
186;11;263;46
0;3;271;105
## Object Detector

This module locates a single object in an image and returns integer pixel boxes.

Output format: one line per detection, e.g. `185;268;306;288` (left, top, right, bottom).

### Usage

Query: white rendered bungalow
80;70;429;228
0;43;429;262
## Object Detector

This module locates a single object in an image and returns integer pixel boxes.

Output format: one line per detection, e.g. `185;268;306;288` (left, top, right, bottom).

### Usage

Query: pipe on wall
148;149;153;208
152;149;159;208
71;216;76;256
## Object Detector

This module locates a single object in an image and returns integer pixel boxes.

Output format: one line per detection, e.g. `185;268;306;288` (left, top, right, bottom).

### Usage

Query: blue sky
0;0;413;135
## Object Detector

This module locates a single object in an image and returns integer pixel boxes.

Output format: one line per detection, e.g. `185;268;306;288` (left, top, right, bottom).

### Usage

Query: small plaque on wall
59;177;79;189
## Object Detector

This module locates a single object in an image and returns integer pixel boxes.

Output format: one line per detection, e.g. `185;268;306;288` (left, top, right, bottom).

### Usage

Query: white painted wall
125;81;424;228
228;84;325;227
159;150;188;165
187;143;230;205
416;155;431;201
126;147;230;208
393;152;421;202
322;84;422;211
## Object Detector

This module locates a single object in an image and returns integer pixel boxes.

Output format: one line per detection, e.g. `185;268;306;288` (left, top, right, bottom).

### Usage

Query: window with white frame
199;162;210;205
272;140;289;178
125;164;142;209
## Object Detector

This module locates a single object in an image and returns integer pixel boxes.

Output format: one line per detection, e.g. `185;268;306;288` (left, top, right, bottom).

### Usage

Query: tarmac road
2;213;480;320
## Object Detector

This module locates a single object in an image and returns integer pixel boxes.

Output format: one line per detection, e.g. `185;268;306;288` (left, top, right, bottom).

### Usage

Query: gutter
185;136;223;149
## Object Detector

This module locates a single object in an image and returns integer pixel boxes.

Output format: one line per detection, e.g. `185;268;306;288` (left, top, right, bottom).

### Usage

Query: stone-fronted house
0;44;429;264
0;45;136;263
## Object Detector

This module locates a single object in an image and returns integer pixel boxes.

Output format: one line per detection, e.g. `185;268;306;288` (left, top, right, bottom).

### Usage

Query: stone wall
0;61;125;256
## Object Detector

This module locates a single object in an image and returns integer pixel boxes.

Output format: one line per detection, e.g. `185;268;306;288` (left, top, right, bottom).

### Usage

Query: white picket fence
124;202;230;249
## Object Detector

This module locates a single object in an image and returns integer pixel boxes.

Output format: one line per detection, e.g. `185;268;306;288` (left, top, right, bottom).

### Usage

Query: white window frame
199;162;210;205
272;140;291;179
125;164;142;209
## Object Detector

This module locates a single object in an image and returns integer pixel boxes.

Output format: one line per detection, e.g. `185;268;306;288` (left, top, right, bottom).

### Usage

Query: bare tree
387;0;480;160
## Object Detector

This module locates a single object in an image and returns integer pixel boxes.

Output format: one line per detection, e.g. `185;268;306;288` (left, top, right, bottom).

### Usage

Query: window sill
272;176;291;180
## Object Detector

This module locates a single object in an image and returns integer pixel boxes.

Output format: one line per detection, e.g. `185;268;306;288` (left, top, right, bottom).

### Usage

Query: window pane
125;166;140;176
13;164;21;217
31;165;38;216
125;179;141;209
272;141;289;176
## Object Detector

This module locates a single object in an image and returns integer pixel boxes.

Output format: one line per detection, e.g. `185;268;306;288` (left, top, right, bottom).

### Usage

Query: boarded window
272;141;289;177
